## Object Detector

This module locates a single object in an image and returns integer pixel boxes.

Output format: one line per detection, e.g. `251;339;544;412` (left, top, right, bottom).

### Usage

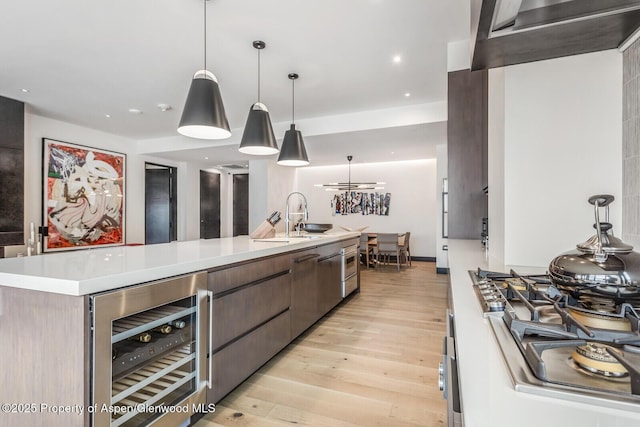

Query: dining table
363;232;406;268
365;232;406;245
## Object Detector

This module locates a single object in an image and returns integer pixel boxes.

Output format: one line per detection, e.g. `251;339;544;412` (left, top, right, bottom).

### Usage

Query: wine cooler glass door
90;272;209;427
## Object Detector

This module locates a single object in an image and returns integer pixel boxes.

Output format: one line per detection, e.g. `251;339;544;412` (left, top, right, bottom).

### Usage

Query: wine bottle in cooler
129;332;152;343
168;319;186;329
152;324;172;334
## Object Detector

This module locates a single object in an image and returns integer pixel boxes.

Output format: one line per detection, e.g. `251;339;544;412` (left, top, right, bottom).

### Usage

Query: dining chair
398;232;411;267
359;233;374;268
376;233;401;271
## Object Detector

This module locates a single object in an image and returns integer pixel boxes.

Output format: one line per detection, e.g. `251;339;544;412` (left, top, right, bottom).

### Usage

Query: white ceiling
0;0;469;167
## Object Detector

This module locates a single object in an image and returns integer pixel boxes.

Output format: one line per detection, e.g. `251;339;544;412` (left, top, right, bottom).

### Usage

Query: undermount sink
253;235;325;243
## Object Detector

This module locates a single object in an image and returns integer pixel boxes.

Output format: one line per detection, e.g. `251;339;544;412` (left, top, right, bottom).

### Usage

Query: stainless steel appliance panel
341;244;358;298
440;309;463;427
342;274;358;298
341;244;358;280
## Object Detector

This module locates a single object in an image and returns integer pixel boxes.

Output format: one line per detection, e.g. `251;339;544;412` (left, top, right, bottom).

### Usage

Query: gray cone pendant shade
277;73;309;166
178;70;231;139
278;124;309;166
239;41;278;155
177;0;231;140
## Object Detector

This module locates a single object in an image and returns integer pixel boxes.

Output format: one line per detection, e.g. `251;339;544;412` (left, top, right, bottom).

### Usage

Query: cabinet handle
317;252;340;263
294;253;320;263
207;290;213;389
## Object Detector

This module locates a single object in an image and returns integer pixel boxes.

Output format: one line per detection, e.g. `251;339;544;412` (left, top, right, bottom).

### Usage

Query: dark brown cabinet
0;95;24;247
290;248;320;338
470;0;640;71
291;241;352;339
206;253;292;403
447;69;488;240
317;244;342;317
206;237;359;404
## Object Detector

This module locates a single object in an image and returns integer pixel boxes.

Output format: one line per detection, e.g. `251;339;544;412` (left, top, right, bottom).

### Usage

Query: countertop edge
0;233;360;296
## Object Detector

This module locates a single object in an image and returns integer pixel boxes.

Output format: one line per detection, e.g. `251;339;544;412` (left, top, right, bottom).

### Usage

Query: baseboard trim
412;256;435;262
373;256;436;263
436;267;449;274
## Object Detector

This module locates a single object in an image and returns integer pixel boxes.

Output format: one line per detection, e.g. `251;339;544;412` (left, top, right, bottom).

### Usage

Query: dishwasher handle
318;252;341;263
294;253;321;263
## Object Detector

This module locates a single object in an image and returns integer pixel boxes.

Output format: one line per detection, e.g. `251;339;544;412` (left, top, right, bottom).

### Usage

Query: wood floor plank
195;261;448;427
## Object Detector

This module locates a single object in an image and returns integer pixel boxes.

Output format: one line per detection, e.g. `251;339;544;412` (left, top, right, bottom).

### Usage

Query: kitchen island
0;232;359;427
448;240;640;426
0;232;358;296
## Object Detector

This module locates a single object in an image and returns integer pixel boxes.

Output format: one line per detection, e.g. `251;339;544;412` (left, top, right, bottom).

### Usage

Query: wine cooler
90;272;210;427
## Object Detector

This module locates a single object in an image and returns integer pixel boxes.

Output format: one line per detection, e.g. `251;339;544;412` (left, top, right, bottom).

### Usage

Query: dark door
200;171;220;239
233;174;249;236
145;164;177;244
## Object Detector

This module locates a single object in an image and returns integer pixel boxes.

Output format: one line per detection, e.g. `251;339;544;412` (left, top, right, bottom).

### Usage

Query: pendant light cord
348;157;351;193
203;0;207;72
291;78;295;124
257;48;261;103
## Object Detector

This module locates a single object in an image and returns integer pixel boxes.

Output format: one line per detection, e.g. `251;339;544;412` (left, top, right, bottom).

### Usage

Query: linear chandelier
315;155;385;191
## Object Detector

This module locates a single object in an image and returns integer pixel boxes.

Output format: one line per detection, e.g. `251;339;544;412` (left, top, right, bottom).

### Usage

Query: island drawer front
212;273;291;349
208;310;291;403
207;253;292;294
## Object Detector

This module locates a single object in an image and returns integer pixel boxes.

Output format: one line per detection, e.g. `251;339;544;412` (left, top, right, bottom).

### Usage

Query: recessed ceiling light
20;88;29;93
204;156;209;160
404;92;411;97
157;103;172;112
128;108;143;114
105;114;111;118
393;55;402;63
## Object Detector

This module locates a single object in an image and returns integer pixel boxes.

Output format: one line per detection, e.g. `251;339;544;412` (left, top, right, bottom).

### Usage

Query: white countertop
0;232;359;296
448;240;640;426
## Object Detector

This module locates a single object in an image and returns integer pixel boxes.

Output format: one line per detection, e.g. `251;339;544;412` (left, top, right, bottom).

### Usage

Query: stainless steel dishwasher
90;272;211;427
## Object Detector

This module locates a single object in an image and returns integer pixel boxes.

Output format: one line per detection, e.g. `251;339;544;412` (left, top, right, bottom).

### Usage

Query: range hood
471;0;640;70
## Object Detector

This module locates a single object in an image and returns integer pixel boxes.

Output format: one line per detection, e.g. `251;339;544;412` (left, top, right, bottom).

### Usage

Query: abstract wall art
331;192;391;216
42;138;126;252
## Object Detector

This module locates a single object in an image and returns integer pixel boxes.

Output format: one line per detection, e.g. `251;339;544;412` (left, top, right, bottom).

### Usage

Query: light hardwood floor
195;261;448;427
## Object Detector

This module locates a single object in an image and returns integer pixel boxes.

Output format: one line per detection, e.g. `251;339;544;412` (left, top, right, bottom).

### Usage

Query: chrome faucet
285;192;309;237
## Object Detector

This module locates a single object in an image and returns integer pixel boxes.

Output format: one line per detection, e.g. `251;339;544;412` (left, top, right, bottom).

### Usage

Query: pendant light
277;73;309;166
177;0;231;140
238;41;279;155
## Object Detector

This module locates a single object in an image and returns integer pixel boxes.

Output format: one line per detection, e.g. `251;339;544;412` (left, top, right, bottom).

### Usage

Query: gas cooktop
470;268;640;411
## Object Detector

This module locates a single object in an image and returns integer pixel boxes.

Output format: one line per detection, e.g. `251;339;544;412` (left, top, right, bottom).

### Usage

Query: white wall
488;67;506;265
11;113;211;257
15;114;136;255
295;159;437;258
16;114;437;256
267;162;297;234
489;50;623;267
218;170;233;237
248;159;296;235
176;161;202;241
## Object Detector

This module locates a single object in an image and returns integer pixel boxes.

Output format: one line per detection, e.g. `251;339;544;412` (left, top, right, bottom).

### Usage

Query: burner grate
472;268;640;401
